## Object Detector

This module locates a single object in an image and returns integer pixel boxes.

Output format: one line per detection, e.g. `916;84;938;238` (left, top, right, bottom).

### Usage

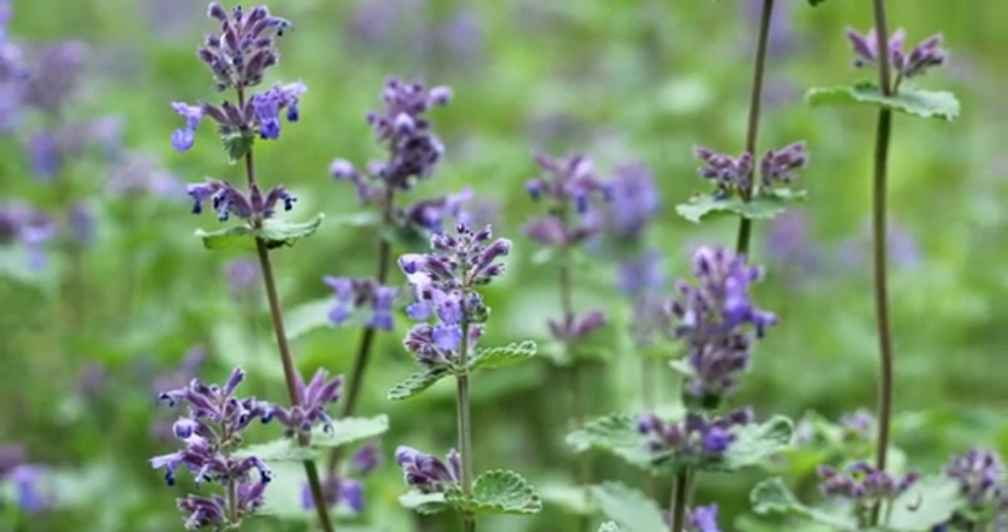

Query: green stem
735;0;775;256
869;0;895;526
669;468;690;532
457;318;476;532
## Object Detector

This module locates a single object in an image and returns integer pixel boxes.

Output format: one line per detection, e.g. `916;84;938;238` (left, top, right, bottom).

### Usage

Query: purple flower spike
185;178;296;223
350;443;382;475
547;310;607;343
637;409;751;461
664;247;775;402
817;461;918;503
846;27;947;89
606;162;660;239
395;446;460;494
945;448;1004;507
272;368;343;440
687;504;722;532
250;82;306;140
323;276;398;331
759;142;808;188
197;2;290;91
694;146;753;195
525;152;610;246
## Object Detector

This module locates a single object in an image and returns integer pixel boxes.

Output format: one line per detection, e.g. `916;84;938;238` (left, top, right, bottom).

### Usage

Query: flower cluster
605;162;660;239
838;409;876;441
693;142;807;197
330;78;452;197
302;443;381;513
323;276;397;330
399;223;511;367
637;408;753;461
945;448;1004;507
817;462;918;503
846;27;947;88
107;155;181;199
403;187;473;233
524;153;610;246
547;310;606;343
271;368;343;441
171;3;305;152
395;446;461;494
151;368;274;530
664;247;776;403
686;504;722;532
0;201;56;269
21;41;87;114
186;178;295;223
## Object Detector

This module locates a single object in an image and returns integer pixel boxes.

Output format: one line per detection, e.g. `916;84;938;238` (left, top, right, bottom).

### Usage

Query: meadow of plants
1;0;1006;531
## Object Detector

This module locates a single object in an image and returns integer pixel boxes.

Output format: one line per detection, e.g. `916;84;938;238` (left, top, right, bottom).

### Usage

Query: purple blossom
395;446;461;494
547;310;607;343
403;188;473;233
525;154;610;247
301;475;365;513
29;131;63;179
350;442;382;475
68;202;96;247
764;211;820;277
22;41;86;113
8;465;54;514
107;155;182;198
687;504;722;532
170;102;204;152
271;368;343;441
817;462;918;503
945;449;1004;507
637;408;753;461
0;201;56;270
152;367;273;529
618;249;665;299
225;259;259;300
0;444;25;477
197;2;291;91
838;409;875;441
150;347;208;442
759;142;808;189
249;81;306;140
399;224;510;368
322;276;397;331
606;162;660;239
332;78;452;199
694;142;807;197
664;247;776;403
846;27;947;88
185;178;295;222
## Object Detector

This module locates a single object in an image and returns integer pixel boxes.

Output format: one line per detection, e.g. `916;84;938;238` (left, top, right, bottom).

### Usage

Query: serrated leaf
234;438;320;462
399;491;448;515
258;213;325;249
387;368;452;401
751;477;858;530
195;224;257;251
590;482;666;532
468;340;538;371
806;82;959;121
446;469;542;515
886;476;963;531
309;415;389;448
569;414;793;473
676;189;806;223
539;480;596;515
223;131;255;164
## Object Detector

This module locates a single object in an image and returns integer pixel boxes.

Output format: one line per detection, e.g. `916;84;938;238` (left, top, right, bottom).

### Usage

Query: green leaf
223;131;255;164
568;414;655;470
387;368;452;401
399;491;448;515
676;189;806;223
806;82;960;121
258;213;325;249
468;340;538;371
886;476;963;531
599;523;625;532
590;482;666;532
538;480;596;515
309;415;389;448
195;224;256;251
751;477;858;530
720;415;795;471
284;298;332;341
234;438;320;462
808;0;828;5
446;469;542;515
328;211;381;228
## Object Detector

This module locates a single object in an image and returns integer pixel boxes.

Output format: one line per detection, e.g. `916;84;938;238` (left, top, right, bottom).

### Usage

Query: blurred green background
1;0;1006;530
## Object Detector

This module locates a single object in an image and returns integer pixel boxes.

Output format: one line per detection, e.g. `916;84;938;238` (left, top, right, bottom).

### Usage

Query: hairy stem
457;318;476;532
669;468;690;532
227;476;239;524
237;100;334;529
735;0;775;256
869;0;895;526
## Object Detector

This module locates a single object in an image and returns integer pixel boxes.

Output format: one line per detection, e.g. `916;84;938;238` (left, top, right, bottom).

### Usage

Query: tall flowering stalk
170;3;332;529
327;77;452;433
394;224;541;530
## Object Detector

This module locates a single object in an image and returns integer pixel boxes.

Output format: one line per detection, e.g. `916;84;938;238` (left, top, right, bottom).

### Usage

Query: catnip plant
392;223;542;531
161;2;385;530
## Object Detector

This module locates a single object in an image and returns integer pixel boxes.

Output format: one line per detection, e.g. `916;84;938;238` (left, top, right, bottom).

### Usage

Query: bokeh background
1;0;1006;530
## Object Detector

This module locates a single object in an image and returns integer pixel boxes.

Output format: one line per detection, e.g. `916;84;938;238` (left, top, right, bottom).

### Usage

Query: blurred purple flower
301;475;365;513
0;201;56;270
395;446;461;494
664;247;776;403
0;444;24;477
107;155;182;199
606;162;660;240
693;142;807;198
197;3;290;91
271;368;343;441
838;221;921;271
9;465;54;513
186;178;295;223
817;462;918;504
225;259;259;300
839;409;875;441
687;503;722;532
28;131;62;179
22;41;86;113
764;210;820;276
945;448;1004;507
846;27;947;89
547;310;607;343
323;276;397;331
403;187;473;233
743;0;794;58
350;442;382;475
637;408;752;461
68;202;96;247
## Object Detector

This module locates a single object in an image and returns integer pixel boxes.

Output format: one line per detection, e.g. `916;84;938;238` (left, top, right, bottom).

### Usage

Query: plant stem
669;468;690;532
227;476;239;524
457;318;476;532
328;186;395;474
869;0;895;526
735;0;775;256
237;87;334;530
